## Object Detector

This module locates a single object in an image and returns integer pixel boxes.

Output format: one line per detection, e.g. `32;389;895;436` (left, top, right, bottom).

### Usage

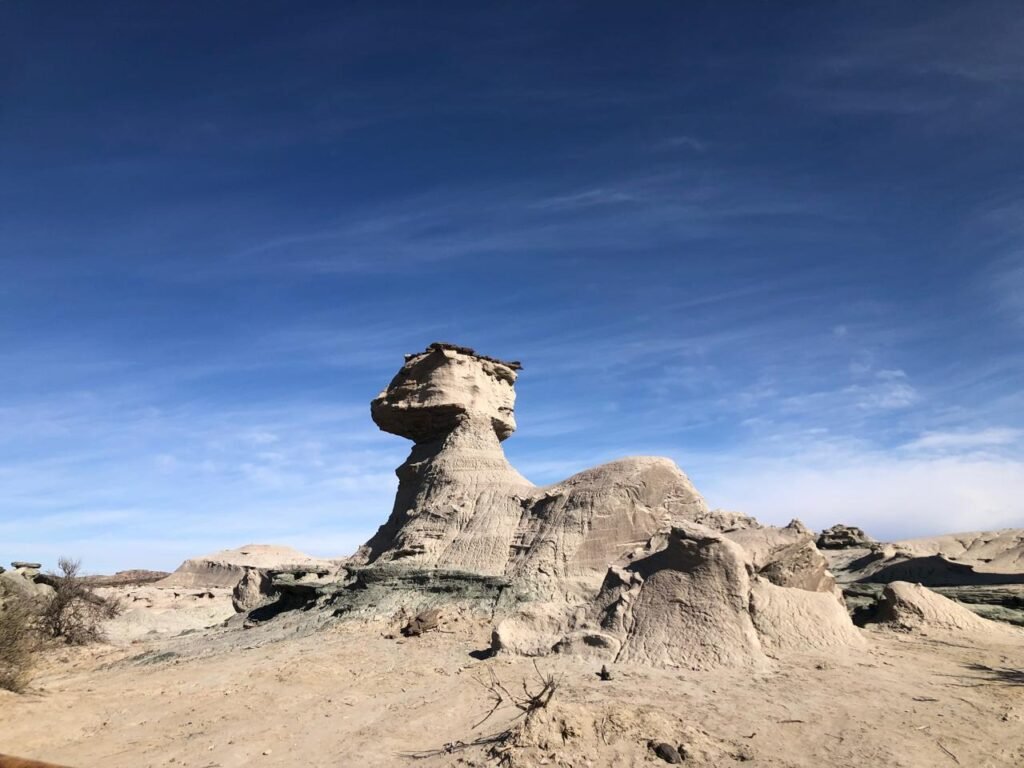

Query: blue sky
3;2;1023;573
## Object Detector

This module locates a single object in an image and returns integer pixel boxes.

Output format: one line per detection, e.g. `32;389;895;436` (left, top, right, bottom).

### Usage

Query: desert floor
1;605;1022;768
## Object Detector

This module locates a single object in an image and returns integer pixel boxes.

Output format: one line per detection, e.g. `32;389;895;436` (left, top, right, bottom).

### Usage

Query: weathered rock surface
334;344;861;669
749;577;866;654
354;343;709;595
726;519;837;594
597;523;770;670
817;524;874;550
507;523;864;669
231;568;275;613
158;545;333;589
868;581;1022;637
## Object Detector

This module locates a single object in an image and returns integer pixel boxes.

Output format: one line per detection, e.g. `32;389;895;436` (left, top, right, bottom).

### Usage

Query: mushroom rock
343;344;868;669
355;343;534;575
354;343;710;592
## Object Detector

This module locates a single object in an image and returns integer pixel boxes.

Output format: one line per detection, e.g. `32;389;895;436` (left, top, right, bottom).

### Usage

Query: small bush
0;599;38;692
41;557;122;645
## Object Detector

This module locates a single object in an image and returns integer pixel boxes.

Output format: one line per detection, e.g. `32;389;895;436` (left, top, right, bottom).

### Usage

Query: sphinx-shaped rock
351;344;858;669
354;343;708;593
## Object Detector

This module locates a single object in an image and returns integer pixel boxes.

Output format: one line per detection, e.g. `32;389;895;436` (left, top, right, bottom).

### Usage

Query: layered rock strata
354;343;708;596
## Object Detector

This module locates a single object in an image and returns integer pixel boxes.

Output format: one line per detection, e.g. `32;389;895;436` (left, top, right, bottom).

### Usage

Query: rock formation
231;568;275;613
354;343;708;596
344;343;861;669
0;562;55;603
726;519;838;594
158;545;333;589
868;581;1021;637
520;523;863;669
817;524;874;550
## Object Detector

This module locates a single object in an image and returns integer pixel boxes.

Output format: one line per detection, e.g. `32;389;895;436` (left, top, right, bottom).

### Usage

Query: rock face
355;343;708;594
231;568;275;613
342;343;857;669
530;523;864;669
727;520;837;594
817;524;874;550
597;524;769;669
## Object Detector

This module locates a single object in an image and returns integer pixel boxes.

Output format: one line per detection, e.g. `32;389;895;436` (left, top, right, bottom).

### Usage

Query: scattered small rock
650;741;682;764
732;744;755;761
402;608;441;637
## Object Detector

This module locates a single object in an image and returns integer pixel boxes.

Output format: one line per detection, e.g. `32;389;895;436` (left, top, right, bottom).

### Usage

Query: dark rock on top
817;524;874;550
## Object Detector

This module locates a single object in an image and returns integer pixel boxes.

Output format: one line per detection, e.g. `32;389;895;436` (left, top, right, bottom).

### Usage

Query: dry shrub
40;557;122;645
0;599;38;692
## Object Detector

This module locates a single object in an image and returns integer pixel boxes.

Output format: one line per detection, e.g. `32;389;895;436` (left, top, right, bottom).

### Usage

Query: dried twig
472;660;560;729
937;741;961;765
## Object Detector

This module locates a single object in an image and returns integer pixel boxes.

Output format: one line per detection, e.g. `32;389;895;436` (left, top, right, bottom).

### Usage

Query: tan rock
356;344;709;594
158;544;331;589
231;568;274;613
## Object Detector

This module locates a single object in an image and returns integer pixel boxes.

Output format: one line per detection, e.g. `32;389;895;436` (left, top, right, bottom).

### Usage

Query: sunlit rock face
356;344;533;575
370;342;520;444
353;343;708;591
352;343;862;669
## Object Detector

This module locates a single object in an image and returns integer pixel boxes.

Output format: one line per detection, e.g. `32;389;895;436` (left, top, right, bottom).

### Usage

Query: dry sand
2;603;1022;768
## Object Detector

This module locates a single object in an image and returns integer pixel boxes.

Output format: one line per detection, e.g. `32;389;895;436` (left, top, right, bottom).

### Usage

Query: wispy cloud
902;427;1022;453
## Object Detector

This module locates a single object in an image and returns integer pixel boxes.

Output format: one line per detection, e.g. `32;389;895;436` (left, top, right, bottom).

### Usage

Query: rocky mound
494;523;863;669
868;581;1021;636
158;545;332;589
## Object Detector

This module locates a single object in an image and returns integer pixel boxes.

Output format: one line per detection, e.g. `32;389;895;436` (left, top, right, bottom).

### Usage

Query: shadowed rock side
353;343;708;593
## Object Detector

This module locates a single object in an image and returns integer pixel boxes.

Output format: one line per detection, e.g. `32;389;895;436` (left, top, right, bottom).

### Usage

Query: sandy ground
2;605;1022;768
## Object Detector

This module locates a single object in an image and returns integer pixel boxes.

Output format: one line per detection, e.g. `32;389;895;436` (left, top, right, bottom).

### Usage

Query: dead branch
471;659;560;730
